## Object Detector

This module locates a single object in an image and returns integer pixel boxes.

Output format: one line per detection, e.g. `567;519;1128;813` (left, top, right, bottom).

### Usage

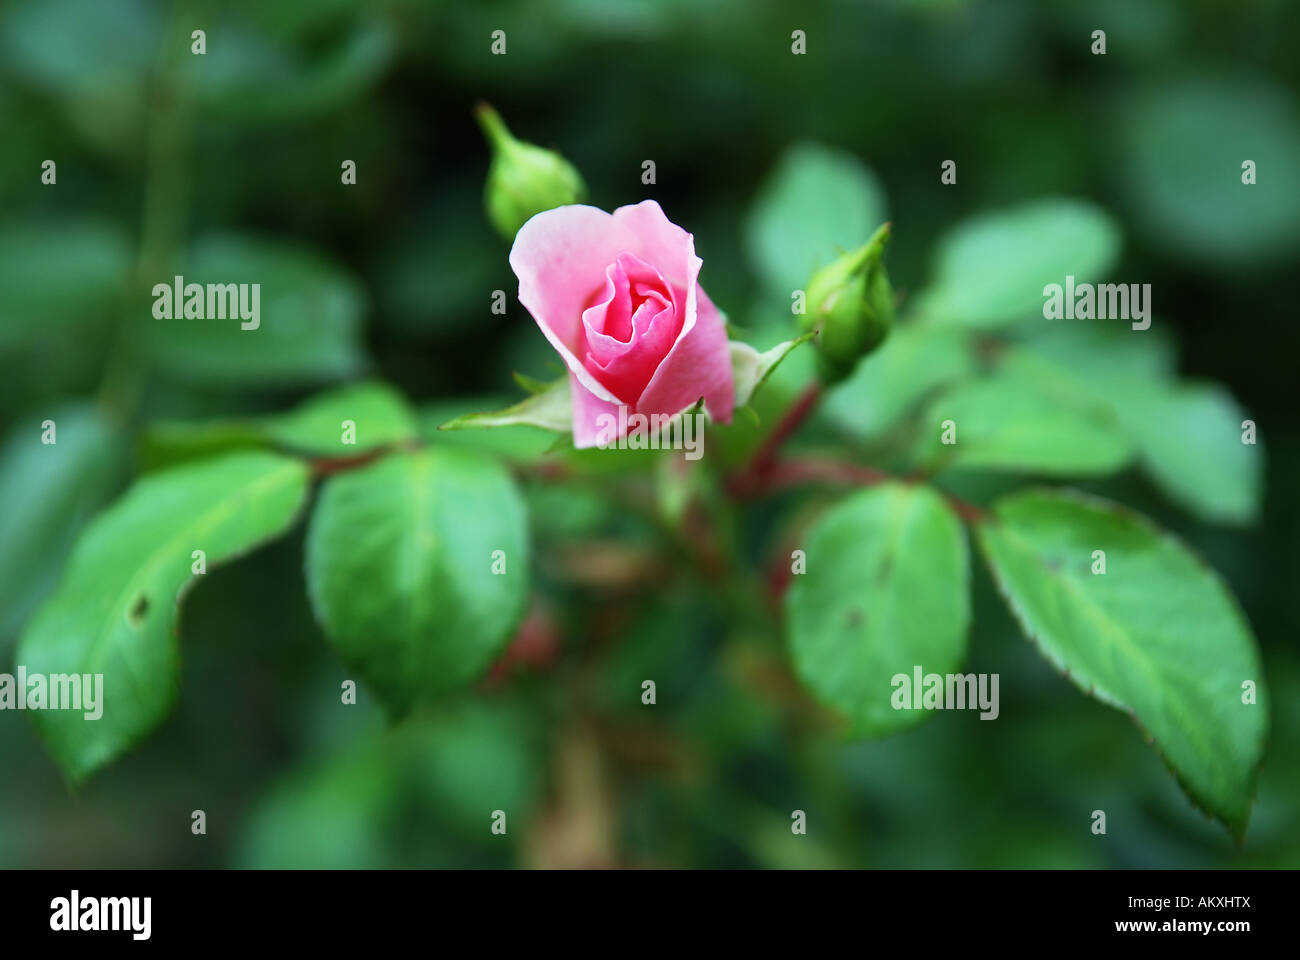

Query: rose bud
801;222;894;384
509;200;734;446
476;103;588;242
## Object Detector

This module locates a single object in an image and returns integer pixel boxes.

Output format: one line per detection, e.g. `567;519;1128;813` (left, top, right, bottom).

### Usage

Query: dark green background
1;0;1296;868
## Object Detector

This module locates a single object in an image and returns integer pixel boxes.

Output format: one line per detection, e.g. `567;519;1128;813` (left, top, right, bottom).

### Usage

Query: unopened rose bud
509;200;734;446
800;222;894;383
476;103;588;241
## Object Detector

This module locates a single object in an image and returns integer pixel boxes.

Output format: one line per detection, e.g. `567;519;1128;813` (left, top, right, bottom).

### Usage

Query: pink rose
509;200;734;447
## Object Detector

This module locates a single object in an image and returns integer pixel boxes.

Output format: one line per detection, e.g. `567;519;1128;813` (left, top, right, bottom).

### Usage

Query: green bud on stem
800;222;895;384
476;103;588;242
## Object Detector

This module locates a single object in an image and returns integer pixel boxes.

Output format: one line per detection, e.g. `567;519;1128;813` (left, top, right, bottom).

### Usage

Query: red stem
726;382;823;498
752;382;823;472
309;446;392;477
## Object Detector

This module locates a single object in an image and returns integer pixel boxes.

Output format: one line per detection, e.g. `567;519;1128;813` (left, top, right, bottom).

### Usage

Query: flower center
578;252;683;403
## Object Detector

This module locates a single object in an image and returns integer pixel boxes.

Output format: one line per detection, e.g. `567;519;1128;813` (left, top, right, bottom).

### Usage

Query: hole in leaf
128;595;150;627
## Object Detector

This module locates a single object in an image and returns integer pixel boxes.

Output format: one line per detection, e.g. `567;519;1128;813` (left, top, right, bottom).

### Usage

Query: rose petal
608;201;699;291
636;285;734;424
569;372;623;449
510;205;627;404
510;200;725;438
582;259;633;344
581;253;676;367
586;298;678;402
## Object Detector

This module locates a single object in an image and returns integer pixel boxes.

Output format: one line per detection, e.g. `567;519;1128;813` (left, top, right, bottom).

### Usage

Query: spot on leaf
129;595;149;627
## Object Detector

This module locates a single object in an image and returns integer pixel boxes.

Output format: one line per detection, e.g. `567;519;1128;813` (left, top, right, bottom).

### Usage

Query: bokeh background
1;0;1297;868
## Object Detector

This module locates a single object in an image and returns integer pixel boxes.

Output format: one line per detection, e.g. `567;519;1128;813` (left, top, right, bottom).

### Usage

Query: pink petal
510;200;730;439
581;253;677;367
569;372;623;449
635;285;734;424
510;205;626;405
606;201;699;290
586;298;678;402
581;259;633;345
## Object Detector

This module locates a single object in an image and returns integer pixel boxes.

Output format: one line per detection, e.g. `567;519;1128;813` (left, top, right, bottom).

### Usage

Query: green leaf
0;220;131;352
305;447;530;713
137;419;278;473
1006;324;1177;394
236;699;542;867
1001;332;1261;524
1116;75;1300;267
785;483;970;736
824;323;975;440
511;371;554;395
236;733;401;869
262;380;417;454
744;141;888;295
1114;383;1262;526
139;381;417;470
914;198;1121;329
16;451;311;783
976;488;1268;837
437;377;571;433
146;233;366;387
0;0;157;147
729;333;813;409
408;700;544;839
0;403;124;641
912;374;1133;476
419;399;556;463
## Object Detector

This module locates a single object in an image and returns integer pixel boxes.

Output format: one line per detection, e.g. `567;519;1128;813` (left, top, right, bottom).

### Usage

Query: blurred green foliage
2;0;1298;868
